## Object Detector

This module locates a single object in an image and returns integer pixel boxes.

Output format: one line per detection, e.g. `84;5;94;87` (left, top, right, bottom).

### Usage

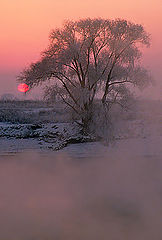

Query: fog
0;145;161;239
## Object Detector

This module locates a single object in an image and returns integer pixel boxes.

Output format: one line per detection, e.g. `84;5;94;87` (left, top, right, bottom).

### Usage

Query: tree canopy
18;18;151;132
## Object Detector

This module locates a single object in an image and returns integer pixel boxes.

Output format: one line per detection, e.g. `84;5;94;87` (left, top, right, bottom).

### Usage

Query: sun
18;83;29;93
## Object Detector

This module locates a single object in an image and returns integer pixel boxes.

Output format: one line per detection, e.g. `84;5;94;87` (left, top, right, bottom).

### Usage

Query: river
0;136;162;239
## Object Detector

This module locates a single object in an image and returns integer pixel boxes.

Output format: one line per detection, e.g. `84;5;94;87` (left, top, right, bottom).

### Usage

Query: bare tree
18;18;151;133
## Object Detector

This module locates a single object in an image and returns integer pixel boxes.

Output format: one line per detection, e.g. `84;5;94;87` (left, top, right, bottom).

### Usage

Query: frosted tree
18;18;151;134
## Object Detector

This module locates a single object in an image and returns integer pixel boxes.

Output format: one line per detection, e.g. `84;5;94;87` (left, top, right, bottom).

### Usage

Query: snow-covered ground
0;99;161;155
0;117;161;157
0;122;96;154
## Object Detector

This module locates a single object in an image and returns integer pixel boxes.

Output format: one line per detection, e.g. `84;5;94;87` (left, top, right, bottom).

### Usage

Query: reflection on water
0;142;162;240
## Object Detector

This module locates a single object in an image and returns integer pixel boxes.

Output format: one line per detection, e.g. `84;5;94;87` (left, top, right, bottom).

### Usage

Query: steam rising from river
0;148;161;240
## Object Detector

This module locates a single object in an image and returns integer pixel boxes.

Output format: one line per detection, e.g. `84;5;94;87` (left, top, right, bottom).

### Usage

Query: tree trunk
81;110;93;135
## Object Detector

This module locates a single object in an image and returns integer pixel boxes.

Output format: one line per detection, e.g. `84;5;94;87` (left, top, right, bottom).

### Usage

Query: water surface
0;137;162;239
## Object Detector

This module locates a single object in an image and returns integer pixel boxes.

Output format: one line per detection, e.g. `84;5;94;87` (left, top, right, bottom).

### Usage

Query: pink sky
0;0;161;99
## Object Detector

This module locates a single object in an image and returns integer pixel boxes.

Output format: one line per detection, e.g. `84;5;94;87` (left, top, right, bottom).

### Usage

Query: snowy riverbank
0;116;161;154
0;122;97;153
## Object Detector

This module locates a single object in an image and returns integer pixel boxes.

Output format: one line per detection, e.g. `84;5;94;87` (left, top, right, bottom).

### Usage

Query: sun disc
18;83;29;93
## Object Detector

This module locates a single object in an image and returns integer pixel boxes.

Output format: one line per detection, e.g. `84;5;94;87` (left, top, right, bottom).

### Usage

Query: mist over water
0;144;162;240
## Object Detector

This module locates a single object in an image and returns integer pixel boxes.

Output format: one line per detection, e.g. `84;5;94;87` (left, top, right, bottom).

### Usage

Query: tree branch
58;92;80;115
56;76;79;107
108;79;132;87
